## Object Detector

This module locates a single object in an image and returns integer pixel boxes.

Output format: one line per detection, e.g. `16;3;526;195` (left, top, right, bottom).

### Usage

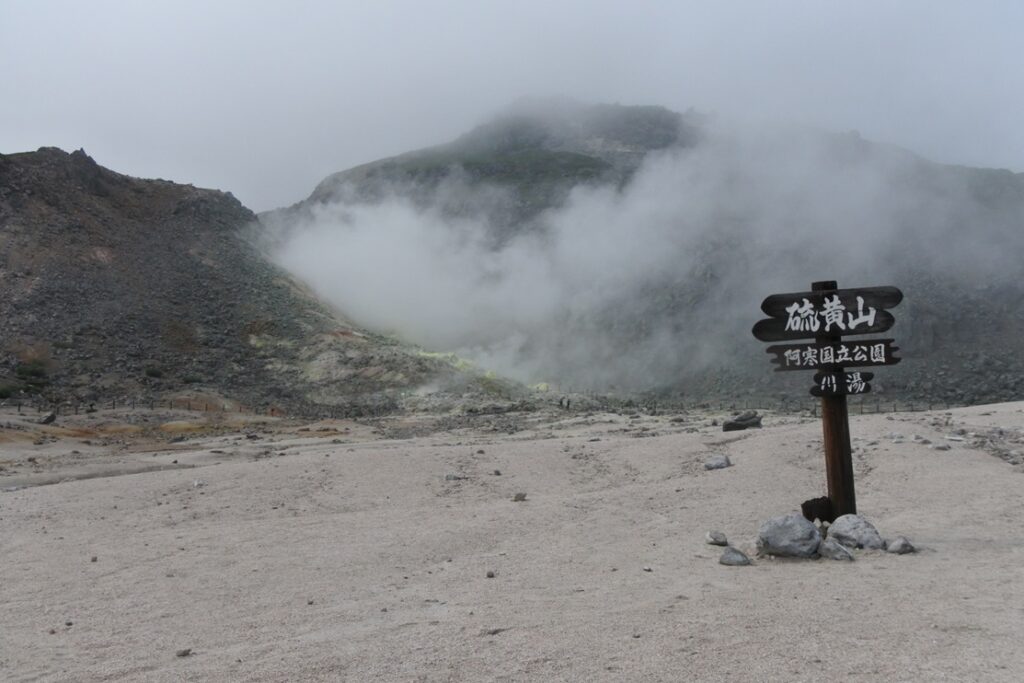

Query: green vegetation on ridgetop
450;102;687;155
345;146;609;188
302;100;694;216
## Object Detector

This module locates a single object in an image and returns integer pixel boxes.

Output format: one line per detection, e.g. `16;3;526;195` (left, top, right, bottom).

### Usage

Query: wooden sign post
753;280;903;517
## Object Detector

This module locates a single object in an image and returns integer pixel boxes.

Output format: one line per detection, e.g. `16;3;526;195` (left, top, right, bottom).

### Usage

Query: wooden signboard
810;371;874;397
753;286;902;342
752;280;904;518
765;339;900;372
759;286;903;318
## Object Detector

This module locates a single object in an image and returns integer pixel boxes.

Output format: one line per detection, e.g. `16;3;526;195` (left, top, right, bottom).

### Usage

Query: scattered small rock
722;411;762;432
39;412;57;425
704;455;732;470
828;514;885;550
48;628;56;635
476;449;485;454
818;538;855;561
931;444;951;451
719;546;751;566
512;492;527;502
481;627;509;636
65;621;73;627
444;473;467;481
90;556;97;563
705;530;728;546
485;570;495;578
175;648;192;658
493;469;501;476
307;599;315;605
757;514;821;558
642;566;653;572
886;536;916;554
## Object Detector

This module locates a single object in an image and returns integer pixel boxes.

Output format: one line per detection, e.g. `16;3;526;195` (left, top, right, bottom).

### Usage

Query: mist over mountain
265;100;1024;405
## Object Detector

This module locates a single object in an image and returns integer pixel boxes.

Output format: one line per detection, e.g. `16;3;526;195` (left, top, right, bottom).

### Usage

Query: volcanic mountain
0;147;466;413
262;100;1024;406
4;100;1022;412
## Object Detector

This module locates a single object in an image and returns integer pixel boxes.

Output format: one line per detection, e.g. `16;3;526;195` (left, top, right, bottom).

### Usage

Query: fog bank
276;119;1022;391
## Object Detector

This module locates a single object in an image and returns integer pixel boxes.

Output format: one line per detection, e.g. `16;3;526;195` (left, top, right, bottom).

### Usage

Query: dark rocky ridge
0;147;465;411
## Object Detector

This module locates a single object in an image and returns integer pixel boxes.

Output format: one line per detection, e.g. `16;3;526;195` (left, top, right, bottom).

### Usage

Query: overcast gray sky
2;0;1021;211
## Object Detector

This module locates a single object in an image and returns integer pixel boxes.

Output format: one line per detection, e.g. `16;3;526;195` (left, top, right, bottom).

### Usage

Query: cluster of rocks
940;424;1024;466
764;512;916;560
709;513;916;567
887;419;1024;466
705;530;752;566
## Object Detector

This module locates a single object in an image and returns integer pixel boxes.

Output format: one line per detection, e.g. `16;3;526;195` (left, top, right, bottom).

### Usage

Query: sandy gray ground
2;402;1023;682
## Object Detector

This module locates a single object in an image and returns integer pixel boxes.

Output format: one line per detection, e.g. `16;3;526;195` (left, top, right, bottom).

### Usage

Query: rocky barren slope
0;148;466;412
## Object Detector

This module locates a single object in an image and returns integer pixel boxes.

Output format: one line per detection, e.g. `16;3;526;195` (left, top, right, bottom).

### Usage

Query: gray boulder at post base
757;513;821;558
819;537;855;561
828;514;885;550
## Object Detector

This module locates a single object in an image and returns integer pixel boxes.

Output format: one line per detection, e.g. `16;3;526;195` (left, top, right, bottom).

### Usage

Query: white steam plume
274;119;1021;391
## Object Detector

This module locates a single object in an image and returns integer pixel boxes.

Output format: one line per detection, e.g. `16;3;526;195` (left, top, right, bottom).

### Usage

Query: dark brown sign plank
761;284;905;337
752;308;896;342
810;371;874;396
766;339;900;372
